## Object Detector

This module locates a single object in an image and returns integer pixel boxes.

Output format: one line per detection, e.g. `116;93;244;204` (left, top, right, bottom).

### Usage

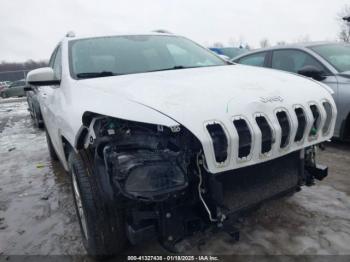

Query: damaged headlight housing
108;150;188;200
124;162;185;193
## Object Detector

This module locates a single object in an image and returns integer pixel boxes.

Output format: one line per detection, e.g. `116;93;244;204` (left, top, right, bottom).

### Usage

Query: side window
52;46;62;79
49;48;58;68
238;52;267;67
271;50;325;74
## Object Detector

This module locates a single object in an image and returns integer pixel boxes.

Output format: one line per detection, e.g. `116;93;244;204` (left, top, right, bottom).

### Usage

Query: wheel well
61;136;74;162
344;114;350;141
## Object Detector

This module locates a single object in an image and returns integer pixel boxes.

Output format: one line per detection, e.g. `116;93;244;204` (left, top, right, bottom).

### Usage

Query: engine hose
196;151;218;222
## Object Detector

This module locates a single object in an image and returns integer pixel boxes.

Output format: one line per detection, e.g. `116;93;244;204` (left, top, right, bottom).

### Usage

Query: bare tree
228;37;237;47
276;41;287;46
259;38;270;48
338;5;350;42
295;34;310;43
245;44;252;50
213;42;224;48
0;60;48;72
0;60;48;81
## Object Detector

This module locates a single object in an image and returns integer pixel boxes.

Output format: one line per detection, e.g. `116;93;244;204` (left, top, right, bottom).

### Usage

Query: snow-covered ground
1;100;350;258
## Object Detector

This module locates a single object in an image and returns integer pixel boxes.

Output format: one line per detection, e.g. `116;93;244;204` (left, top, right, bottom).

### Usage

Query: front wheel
33;107;44;129
45;130;58;160
68;151;127;256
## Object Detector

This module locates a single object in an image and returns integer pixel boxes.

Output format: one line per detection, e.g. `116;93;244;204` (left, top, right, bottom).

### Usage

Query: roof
62;31;177;41
232;41;345;60
256;41;341;52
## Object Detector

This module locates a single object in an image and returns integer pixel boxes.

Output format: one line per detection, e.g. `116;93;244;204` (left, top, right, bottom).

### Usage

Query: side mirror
26;67;60;86
297;65;326;81
24;86;33;91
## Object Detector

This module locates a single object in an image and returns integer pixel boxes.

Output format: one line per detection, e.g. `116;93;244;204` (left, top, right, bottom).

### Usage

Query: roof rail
65;31;76;38
152;29;173;34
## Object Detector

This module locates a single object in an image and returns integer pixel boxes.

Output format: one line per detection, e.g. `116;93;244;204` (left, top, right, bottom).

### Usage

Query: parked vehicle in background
0;79;26;98
26;87;44;128
233;42;350;141
26;32;336;256
0;81;11;92
209;47;248;59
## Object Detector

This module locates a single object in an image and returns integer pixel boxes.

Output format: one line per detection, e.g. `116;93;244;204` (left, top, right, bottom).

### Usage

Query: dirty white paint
1;100;349;256
29;34;336;174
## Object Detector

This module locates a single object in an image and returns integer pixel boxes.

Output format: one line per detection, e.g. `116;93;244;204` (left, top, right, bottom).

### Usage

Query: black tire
34;107;44;129
68;151;127;256
45;129;58;161
1;93;7;98
27;100;34;119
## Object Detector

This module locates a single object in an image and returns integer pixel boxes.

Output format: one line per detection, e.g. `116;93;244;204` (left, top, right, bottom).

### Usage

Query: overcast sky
0;0;348;62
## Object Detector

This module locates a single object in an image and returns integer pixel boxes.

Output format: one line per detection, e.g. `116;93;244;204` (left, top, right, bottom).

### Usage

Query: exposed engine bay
77;115;328;249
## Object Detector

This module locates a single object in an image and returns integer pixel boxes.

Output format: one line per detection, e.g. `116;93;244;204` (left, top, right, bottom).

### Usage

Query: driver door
38;45;62;151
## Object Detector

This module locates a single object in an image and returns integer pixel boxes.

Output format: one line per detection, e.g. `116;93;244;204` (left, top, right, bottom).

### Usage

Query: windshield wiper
147;66;196;72
76;71;116;79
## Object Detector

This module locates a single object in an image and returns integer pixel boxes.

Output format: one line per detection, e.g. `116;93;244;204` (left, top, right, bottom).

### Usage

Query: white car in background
26;32;336;255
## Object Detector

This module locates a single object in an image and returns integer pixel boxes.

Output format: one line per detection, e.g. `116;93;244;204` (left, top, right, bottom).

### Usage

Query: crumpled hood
76;64;336;173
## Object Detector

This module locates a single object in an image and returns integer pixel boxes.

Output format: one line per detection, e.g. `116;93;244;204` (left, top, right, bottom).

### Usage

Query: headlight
124;162;186;193
109;150;188;200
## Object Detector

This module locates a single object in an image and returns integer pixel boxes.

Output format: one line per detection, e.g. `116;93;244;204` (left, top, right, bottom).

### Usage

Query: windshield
69;35;227;79
310;43;350;73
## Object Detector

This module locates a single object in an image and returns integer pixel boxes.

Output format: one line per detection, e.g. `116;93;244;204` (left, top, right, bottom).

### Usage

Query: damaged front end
78;115;205;246
76;115;328;250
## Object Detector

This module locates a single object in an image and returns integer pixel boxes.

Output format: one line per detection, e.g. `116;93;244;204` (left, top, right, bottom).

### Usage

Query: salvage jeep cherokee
26;32;336;255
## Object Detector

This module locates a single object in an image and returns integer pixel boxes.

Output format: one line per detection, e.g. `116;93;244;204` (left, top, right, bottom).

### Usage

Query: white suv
27;32;336;255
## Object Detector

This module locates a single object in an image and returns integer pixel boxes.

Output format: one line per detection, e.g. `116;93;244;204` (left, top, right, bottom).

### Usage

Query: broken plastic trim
81;116;197;202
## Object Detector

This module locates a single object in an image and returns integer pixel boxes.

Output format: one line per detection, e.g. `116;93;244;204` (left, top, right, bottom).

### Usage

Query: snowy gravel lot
0;99;350;260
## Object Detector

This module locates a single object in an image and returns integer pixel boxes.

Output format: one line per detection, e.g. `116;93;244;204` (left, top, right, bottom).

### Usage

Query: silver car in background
0;79;26;98
233;42;350;141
